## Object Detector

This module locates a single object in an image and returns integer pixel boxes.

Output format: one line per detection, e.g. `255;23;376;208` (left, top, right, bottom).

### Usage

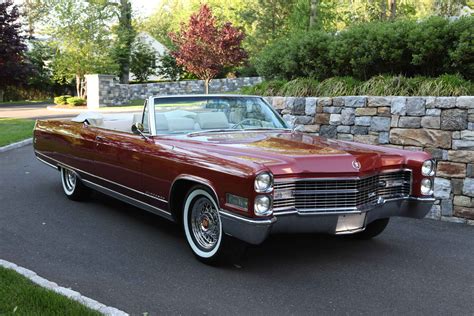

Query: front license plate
336;213;366;233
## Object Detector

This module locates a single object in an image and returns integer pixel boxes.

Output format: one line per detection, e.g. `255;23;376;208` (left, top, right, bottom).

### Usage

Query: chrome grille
273;170;412;213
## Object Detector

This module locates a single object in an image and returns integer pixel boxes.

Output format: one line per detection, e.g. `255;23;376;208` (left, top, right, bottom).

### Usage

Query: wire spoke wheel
190;197;221;250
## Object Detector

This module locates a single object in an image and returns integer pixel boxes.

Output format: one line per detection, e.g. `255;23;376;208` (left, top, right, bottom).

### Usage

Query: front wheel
183;186;246;265
60;167;89;201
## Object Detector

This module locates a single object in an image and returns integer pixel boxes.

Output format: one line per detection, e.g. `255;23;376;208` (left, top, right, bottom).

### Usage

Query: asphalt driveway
1;145;473;315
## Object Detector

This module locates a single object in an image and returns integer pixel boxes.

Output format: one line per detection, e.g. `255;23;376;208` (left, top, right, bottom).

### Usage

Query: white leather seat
196;112;229;129
164;110;197;120
155;113;169;131
167;117;195;132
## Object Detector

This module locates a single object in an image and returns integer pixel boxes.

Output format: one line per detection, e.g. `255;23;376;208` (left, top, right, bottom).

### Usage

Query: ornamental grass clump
240;74;473;97
66;97;86;106
53;95;71;105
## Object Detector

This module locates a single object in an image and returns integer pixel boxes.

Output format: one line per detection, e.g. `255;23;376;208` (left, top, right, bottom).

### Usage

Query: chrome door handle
95;135;105;141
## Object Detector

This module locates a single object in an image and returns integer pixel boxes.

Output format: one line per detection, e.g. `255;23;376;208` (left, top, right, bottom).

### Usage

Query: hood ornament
352;160;361;170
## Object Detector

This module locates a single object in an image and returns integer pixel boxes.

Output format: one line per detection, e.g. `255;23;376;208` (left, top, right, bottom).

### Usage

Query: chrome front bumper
219;197;435;245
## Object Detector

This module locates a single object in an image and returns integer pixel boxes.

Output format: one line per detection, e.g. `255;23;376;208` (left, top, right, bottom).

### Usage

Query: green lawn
0;118;35;147
0;266;100;315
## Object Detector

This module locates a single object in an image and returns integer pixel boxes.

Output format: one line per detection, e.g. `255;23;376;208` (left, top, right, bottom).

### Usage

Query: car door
92;127;146;201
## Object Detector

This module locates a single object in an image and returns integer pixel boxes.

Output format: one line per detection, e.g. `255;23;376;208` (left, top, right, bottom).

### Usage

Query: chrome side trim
219;209;276;225
35;151;168;204
35;155;59;170
82;179;173;220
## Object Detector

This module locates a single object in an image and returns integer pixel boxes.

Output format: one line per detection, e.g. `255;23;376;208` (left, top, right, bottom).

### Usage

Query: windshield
152;96;289;135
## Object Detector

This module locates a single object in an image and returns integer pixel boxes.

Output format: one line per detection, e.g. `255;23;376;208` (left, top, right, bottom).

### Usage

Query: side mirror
132;122;147;139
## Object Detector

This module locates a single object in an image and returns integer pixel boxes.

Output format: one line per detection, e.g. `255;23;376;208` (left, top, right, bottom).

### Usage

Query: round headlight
422;160;435;176
254;172;273;193
420;178;433;195
254;195;272;216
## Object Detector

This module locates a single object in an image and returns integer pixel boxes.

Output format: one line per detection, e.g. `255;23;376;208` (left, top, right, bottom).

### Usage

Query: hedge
255;17;474;81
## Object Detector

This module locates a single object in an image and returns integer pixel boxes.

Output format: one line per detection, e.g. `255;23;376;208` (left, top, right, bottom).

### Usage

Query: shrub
447;17;474;80
54;95;71;105
66;97;86;106
254;17;474;81
255;30;333;80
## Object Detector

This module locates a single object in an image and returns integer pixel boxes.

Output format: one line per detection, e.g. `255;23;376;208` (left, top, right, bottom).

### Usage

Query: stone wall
264;95;474;224
85;74;262;108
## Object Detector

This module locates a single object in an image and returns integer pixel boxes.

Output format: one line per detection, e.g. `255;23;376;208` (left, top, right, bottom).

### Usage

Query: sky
130;0;161;17
12;0;160;17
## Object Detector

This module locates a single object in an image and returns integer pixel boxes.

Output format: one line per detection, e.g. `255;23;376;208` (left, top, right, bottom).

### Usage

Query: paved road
0;103;75;120
0;102;141;120
1;145;473;315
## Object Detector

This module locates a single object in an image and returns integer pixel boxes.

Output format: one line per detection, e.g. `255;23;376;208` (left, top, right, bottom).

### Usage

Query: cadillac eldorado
33;95;436;264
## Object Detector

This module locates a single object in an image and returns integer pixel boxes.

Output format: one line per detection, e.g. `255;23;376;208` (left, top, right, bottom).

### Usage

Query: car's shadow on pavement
87;189;400;270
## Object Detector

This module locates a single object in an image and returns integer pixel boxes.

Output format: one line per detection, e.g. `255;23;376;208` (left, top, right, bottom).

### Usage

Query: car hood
163;131;424;177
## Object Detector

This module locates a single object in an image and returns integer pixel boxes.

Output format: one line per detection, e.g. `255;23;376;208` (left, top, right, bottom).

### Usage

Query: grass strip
0;266;100;316
0;118;35;147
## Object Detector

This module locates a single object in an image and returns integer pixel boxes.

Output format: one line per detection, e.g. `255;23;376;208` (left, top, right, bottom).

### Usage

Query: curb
0;259;128;316
0;138;33;153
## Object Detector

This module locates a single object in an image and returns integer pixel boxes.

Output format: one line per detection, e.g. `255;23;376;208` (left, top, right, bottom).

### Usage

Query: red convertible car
34;95;435;264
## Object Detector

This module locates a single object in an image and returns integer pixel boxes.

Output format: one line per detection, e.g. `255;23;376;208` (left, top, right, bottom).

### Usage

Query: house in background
130;32;169;81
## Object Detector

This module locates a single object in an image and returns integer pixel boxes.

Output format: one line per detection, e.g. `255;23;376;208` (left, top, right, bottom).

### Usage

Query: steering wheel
231;118;264;129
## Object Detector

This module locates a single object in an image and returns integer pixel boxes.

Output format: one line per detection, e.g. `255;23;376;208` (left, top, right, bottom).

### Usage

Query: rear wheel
183;186;246;265
352;218;390;240
60;167;89;201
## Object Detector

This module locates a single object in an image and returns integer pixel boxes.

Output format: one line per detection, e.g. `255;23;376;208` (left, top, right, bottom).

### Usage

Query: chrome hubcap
63;169;76;192
191;197;220;250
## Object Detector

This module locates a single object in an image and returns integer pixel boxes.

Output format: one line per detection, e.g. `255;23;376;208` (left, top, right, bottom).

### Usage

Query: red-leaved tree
170;5;247;94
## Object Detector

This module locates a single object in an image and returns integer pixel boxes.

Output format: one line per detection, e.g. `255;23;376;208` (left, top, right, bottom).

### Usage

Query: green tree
0;0;31;102
111;0;135;84
157;52;186;81
44;0;117;97
130;42;156;83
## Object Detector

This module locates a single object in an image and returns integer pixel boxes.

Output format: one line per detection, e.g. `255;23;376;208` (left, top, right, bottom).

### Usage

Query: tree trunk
0;88;4;103
309;0;318;28
118;0;133;84
389;0;396;19
380;0;387;20
204;79;210;94
76;74;81;97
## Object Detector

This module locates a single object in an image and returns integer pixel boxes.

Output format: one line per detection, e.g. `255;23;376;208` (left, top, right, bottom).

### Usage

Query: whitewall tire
60;167;89;201
183;186;246;265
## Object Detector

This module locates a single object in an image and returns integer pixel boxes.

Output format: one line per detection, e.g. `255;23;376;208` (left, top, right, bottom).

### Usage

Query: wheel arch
169;175;220;223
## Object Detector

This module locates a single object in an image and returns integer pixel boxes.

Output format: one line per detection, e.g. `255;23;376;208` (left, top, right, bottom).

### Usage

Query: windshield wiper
243;127;292;131
187;127;291;136
187;129;239;136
